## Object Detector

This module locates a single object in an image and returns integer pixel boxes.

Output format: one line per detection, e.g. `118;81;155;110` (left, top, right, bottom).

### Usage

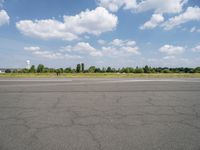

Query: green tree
101;67;106;73
81;63;84;72
135;67;144;73
37;64;45;73
194;67;200;73
76;64;81;73
5;69;11;73
106;67;112;72
88;66;96;73
162;69;171;73
29;65;36;73
95;68;101;73
21;68;29;73
64;67;72;73
144;65;151;73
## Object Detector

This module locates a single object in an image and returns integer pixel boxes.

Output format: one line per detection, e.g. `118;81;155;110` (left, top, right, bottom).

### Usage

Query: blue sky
0;0;200;68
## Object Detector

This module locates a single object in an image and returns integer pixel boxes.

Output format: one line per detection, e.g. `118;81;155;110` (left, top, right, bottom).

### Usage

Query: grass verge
0;73;200;78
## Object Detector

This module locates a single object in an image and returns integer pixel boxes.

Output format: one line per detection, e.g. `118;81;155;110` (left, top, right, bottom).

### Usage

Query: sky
0;0;200;68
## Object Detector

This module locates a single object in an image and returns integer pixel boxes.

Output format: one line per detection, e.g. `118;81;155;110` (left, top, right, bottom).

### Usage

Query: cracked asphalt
0;78;200;150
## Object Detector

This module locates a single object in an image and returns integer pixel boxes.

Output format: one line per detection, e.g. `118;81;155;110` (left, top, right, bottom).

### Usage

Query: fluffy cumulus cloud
159;44;185;55
136;0;187;14
0;9;9;26
192;45;200;52
61;42;103;57
24;46;81;59
101;39;140;56
163;7;200;30
97;0;137;12
16;7;118;41
140;13;164;30
98;0;188;30
98;0;187;14
60;39;140;58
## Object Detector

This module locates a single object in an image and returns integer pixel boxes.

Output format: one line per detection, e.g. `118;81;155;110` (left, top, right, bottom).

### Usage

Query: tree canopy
7;64;200;74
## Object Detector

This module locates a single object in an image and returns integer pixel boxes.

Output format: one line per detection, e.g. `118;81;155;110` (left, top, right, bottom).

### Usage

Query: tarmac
0;78;200;150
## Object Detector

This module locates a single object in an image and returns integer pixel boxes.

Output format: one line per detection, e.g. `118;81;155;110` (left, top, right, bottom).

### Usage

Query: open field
0;78;200;150
1;73;200;78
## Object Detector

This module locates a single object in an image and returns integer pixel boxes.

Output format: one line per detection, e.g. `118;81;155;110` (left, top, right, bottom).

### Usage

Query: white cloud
109;39;125;46
192;45;200;52
0;9;9;26
24;46;40;51
102;39;140;56
98;0;187;14
190;27;196;32
98;39;106;45
90;51;103;57
109;38;136;47
121;46;140;55
16;7;118;41
60;42;103;57
163;55;176;60
140;13;164;30
97;0;137;12
73;42;96;53
163;7;200;30
59;46;72;52
61;39;140;58
24;46;81;59
190;26;200;33
136;0;187;14
159;45;185;55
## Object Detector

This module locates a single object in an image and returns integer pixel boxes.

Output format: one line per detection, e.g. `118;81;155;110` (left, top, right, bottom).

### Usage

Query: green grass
0;73;200;78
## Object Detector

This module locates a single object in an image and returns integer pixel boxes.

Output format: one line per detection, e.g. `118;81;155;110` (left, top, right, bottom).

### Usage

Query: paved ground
0;78;200;150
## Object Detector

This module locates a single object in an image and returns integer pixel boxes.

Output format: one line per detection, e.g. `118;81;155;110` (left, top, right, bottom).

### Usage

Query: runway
0;78;200;150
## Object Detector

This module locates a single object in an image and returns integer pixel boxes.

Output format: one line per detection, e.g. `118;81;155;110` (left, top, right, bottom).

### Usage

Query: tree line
5;63;200;73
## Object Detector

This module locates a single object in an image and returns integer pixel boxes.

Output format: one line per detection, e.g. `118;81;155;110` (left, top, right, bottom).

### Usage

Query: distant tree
76;64;81;73
72;69;76;73
144;65;151;73
128;67;135;73
21;68;29;73
135;67;144;73
30;65;36;73
111;68;116;73
43;67;50;73
194;67;200;73
48;68;55;73
37;64;45;73
64;67;72;73
95;68;101;73
150;68;156;73
5;69;11;73
88;66;96;73
101;67;106;73
56;69;61;76
106;67;112;72
124;68;130;73
59;68;64;73
162;69;171;73
81;63;85;72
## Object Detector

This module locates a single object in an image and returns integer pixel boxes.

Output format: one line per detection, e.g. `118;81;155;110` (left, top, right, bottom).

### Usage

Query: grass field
0;73;200;78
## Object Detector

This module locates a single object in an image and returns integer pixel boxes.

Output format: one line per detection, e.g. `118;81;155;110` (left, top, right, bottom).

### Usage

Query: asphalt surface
0;78;200;150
